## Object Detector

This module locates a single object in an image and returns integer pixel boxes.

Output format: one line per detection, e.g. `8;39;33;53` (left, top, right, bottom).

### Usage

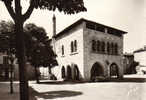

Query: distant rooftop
133;46;146;53
124;53;134;56
54;18;127;38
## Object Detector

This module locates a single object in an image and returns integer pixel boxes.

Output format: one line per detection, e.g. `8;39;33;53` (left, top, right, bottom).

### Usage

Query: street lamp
5;35;15;94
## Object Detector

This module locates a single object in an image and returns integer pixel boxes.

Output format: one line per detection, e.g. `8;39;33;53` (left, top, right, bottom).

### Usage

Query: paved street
0;74;146;100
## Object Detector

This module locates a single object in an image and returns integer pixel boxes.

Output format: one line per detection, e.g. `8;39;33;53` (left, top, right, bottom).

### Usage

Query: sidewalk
0;81;37;100
0;82;20;100
0;74;146;100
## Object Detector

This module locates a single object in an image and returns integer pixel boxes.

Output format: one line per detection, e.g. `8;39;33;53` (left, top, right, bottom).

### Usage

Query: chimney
53;14;56;37
52;14;56;54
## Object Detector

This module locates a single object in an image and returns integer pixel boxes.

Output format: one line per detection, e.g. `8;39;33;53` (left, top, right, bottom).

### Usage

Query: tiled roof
54;18;127;38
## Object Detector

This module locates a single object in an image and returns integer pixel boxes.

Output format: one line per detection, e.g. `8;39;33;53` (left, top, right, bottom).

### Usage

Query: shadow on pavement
29;87;82;100
36;77;146;85
105;77;146;83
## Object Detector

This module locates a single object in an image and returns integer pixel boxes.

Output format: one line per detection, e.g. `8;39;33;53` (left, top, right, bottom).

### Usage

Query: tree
24;23;58;83
0;0;86;100
0;20;16;94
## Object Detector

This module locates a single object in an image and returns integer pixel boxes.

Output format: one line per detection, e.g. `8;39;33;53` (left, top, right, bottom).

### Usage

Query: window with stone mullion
92;40;96;52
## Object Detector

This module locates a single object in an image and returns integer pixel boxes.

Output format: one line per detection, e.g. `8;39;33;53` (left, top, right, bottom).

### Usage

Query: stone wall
83;26;124;80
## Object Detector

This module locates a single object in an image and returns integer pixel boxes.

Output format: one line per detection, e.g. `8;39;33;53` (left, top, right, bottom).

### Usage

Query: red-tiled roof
54;18;127;38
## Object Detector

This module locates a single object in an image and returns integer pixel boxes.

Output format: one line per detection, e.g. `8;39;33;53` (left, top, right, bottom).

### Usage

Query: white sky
0;0;145;53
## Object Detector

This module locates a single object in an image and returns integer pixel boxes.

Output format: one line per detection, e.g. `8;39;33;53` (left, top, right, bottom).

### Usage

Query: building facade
52;18;127;81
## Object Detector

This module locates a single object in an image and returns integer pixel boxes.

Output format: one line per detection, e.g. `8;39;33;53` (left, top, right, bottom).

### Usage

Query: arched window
92;40;96;52
107;42;110;54
115;44;118;55
113;43;116;55
74;40;77;52
71;41;74;53
61;66;65;78
109;43;113;55
96;40;100;52
111;43;114;55
101;41;105;53
62;45;64;55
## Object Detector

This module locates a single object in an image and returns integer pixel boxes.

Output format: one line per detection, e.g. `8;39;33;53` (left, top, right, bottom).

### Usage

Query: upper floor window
96;40;100;52
71;41;74;53
62;45;64;55
91;39;118;55
107;42;110;54
101;41;105;53
71;40;78;53
115;44;118;55
92;40;96;52
111;43;114;55
74;40;77;52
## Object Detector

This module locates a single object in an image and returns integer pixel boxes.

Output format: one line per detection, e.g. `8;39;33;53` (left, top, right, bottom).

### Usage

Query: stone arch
61;66;65;78
90;62;104;81
109;63;119;78
67;65;72;80
73;65;80;80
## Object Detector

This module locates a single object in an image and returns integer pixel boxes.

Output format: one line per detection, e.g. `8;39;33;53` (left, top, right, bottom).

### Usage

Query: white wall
134;51;146;66
52;23;84;80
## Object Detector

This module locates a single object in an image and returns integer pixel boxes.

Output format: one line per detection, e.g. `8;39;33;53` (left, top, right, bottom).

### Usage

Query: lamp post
5;35;15;94
9;54;15;94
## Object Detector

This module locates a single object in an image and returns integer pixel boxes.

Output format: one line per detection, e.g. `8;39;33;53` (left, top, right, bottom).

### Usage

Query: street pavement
0;74;146;100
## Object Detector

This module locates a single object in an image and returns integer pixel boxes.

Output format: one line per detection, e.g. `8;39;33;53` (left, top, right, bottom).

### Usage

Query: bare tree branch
4;1;16;20
23;0;35;21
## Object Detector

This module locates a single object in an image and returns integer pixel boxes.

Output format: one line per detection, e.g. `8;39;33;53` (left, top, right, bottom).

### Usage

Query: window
71;41;74;53
111;43;114;55
96;40;100;52
92;40;96;52
115;44;118;55
101;41;105;53
61;45;64;55
71;40;77;53
74;40;77;52
107;42;110;54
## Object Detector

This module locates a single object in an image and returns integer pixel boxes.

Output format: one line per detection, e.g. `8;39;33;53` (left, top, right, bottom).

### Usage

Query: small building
123;53;138;74
51;17;127;81
134;46;146;74
0;53;36;80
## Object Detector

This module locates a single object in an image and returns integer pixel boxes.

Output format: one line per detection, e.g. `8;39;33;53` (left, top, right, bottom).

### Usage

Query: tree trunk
35;66;39;83
15;20;29;100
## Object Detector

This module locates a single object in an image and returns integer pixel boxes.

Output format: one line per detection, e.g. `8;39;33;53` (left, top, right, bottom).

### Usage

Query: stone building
51;17;127;81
